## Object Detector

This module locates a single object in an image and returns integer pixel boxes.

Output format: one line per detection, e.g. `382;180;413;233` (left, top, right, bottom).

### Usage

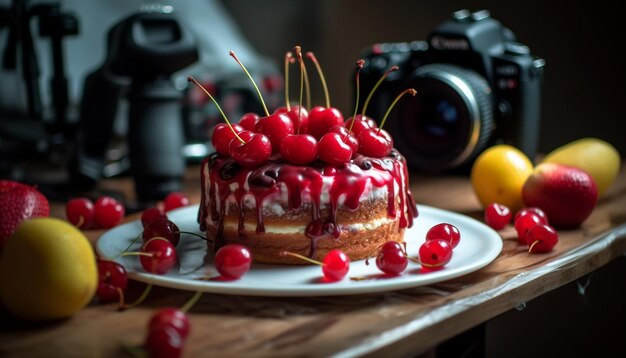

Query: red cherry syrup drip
199;149;418;256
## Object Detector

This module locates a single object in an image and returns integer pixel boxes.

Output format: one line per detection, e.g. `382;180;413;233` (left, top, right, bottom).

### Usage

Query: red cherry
144;325;184;358
164;192;190;212
426;223;461;248
375;241;408;275
140;238;177;274
212;123;244;156
143;219;180;246
357;128;393;158
255;112;294;153
228;130;272;167
527;224;559;253
307;106;344;140
318;132;352;165
328;125;359;156
418;239;453;269
148;308;191;339
344;115;377;136
275;105;309;134
322;249;350;282
141;207;168;228
96;259;128;302
238;112;260;131
514;207;548;224
514;212;543;245
484;203;512;230
93;196;124;229
280;134;318;165
214;244;252;279
66;197;95;229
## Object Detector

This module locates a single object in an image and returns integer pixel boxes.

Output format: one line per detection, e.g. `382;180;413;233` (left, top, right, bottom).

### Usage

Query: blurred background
223;0;625;156
1;0;624;189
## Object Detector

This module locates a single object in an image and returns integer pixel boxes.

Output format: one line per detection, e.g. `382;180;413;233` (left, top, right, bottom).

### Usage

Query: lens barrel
390;64;494;172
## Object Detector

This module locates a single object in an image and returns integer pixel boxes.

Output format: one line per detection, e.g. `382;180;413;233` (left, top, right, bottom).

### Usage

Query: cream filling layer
217;216;397;234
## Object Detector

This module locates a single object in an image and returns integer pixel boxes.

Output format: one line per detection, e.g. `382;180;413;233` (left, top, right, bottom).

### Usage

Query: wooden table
1;166;625;357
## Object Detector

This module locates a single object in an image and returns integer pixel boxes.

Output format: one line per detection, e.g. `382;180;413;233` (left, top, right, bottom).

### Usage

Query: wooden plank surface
1;166;625;358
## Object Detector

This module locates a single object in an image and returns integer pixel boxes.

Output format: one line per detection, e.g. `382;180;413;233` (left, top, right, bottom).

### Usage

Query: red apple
522;163;598;228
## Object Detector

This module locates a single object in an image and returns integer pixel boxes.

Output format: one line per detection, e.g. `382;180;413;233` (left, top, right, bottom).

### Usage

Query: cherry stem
112;232;143;260
361;66;399;116
188;76;245;144
306;52;331;108
175;231;213;243
120;252;153;258
284;52;293;111
295;46;305;134
280;251;323;266
528;240;540;253
230;50;270;117
303;61;311;110
76;215;84;229
377;88;417;134
347;60;365;135
118;284;153;311
116;287;125;310
180;291;203;313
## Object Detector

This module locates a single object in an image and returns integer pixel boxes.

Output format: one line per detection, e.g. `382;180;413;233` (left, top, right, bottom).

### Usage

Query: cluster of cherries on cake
191;47;416;169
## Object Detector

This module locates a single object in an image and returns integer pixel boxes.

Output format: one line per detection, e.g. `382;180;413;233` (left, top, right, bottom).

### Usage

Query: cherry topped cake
193;47;418;264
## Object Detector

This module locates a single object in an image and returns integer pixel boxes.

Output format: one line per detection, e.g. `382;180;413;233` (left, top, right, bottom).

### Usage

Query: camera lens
390;64;494;172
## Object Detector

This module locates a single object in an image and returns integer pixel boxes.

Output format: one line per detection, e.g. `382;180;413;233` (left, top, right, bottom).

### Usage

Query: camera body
360;9;545;172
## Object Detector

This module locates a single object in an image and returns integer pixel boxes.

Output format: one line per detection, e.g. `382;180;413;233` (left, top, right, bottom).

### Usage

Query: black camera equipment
70;9;198;203
0;0;78;153
360;9;545;173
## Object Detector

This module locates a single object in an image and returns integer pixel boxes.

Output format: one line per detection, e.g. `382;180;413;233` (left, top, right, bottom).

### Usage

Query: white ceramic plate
96;205;502;297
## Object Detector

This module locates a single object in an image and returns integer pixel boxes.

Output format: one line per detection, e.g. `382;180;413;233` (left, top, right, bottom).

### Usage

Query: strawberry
0;182;50;250
0;179;27;194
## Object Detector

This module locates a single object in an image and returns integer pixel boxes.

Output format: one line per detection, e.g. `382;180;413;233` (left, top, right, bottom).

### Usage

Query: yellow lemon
471;145;534;212
0;218;97;320
542;137;621;197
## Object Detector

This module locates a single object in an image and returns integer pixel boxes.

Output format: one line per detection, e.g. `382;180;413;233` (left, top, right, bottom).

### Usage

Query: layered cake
194;47;418;264
198;150;417;264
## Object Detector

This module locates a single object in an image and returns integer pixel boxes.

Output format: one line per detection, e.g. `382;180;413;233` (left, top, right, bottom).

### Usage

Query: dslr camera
359;9;545;172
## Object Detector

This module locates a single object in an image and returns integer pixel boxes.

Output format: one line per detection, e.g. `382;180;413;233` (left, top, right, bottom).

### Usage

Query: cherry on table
96;259;128;302
426;223;461;248
318;132;353;165
93;196;125;229
214;244;252;279
527;224;558;253
280;134;318;165
140;238;177;274
375;241;408;275
66;197;95;229
148;307;191;339
164;192;190;212
144;325;184;358
514;212;544;245
514;207;548;224
484;203;512;230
